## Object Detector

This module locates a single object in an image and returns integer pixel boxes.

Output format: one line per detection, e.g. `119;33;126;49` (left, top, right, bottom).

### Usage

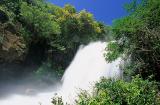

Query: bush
51;76;160;105
76;76;160;105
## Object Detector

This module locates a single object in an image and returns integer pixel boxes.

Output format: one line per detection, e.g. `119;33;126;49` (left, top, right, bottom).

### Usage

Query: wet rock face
0;23;27;63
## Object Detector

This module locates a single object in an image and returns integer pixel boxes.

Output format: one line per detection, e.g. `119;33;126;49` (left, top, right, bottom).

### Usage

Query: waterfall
59;41;122;104
0;41;122;105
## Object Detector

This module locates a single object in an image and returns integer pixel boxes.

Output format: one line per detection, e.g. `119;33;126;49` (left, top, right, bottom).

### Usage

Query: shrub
76;76;160;105
51;76;160;105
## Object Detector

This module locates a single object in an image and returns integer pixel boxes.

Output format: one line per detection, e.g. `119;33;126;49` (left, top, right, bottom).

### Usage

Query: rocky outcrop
0;23;26;63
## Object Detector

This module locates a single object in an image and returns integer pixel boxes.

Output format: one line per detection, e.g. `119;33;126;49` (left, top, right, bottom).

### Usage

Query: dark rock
0;23;27;63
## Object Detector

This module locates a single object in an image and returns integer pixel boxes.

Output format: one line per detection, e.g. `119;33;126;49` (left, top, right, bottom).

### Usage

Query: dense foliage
0;0;106;81
76;76;160;105
105;0;160;81
52;76;160;105
75;0;160;105
1;0;160;104
52;0;160;104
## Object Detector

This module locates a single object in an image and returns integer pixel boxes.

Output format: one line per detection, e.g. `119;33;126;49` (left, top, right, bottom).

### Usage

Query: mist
0;41;122;105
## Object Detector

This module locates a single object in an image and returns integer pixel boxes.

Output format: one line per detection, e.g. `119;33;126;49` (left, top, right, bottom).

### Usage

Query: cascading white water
59;41;122;104
0;41;122;105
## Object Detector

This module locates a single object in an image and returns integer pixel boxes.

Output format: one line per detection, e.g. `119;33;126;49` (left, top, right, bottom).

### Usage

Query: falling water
0;41;122;105
60;41;122;104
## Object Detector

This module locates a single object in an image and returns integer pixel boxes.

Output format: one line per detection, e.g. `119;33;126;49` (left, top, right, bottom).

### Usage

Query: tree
106;0;160;81
0;0;107;80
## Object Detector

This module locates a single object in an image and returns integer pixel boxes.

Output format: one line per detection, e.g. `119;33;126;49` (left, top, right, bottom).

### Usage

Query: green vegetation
0;0;160;104
52;0;160;104
52;76;160;105
0;0;105;81
76;0;160;105
76;76;160;105
105;0;160;81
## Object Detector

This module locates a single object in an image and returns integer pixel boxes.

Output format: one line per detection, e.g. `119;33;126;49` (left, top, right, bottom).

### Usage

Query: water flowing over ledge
0;41;122;105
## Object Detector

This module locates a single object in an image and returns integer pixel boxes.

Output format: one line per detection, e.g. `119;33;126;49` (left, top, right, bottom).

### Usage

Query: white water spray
0;41;122;105
60;41;122;103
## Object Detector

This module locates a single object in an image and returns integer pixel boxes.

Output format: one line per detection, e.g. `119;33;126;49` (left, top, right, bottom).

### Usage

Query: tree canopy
0;0;106;80
106;0;160;81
